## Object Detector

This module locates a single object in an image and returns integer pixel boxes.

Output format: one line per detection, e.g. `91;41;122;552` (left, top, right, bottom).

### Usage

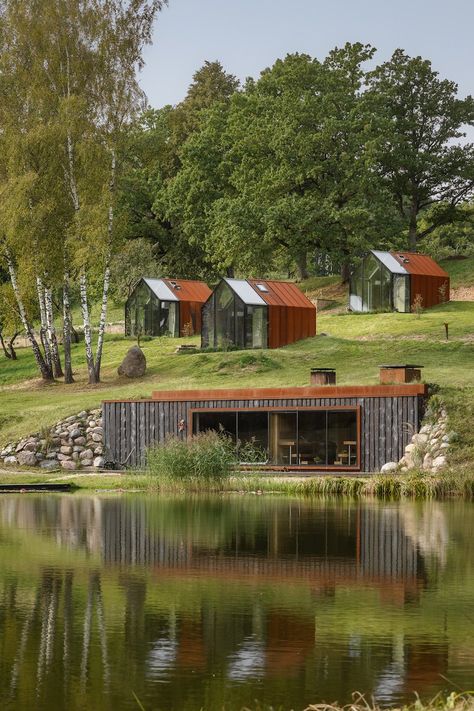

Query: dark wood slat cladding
103;394;425;471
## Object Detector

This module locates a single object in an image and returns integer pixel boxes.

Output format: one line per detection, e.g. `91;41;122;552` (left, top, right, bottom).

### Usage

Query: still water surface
0;495;473;711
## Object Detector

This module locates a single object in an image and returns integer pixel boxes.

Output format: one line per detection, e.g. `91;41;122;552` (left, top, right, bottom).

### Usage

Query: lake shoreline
1;468;474;499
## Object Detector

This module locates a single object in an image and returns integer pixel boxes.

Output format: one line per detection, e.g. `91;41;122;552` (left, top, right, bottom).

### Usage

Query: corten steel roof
230;278;315;309
144;278;211;303
389;252;449;278
248;279;315;308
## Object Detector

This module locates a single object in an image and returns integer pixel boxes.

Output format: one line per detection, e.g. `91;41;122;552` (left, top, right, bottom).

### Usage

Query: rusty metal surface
247;279;315;308
162;278;212;303
390;252;449;277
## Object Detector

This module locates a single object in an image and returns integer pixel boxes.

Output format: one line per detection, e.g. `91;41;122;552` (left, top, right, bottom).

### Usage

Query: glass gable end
125;281;180;337
350;253;398;312
201;280;268;349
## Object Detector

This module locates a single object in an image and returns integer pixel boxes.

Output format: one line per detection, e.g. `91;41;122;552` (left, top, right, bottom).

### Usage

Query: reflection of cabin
201;278;316;349
125;278;211;337
349;251;450;313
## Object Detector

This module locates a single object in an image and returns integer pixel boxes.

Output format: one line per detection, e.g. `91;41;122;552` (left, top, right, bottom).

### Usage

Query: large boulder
118;346;146;378
17;450;38;467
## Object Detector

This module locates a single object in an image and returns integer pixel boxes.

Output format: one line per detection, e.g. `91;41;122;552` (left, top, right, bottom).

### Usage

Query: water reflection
0;496;472;711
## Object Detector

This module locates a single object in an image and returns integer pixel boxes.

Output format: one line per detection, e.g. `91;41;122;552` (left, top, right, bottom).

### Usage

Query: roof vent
256;283;268;292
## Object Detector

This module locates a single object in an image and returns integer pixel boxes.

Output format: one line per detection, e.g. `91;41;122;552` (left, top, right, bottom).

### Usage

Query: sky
139;0;474;108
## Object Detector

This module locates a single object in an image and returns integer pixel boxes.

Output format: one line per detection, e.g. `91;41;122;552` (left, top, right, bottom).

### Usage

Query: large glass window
297;411;327;466
237;411;268;463
193;409;359;468
215;282;236;348
327;411;358;466
160;301;179;337
351;255;393;312
349;267;364;312
246;306;267;348
393;275;409;313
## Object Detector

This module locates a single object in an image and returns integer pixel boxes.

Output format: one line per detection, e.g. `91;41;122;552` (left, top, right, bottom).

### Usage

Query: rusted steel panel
390;252;449;278
149;384;428;401
410;274;450;309
162;278;211;303
247;279;315;308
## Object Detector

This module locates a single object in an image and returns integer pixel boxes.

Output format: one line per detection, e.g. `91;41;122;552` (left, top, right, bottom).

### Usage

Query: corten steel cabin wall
390;252;450;310
162;279;212;336
102;384;426;472
247;279;316;348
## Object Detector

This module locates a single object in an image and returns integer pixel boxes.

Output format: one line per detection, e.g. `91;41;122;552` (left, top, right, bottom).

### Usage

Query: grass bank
2;468;474;500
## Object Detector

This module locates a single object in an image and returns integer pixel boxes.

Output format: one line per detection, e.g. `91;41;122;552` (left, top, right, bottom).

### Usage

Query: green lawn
1;301;473;473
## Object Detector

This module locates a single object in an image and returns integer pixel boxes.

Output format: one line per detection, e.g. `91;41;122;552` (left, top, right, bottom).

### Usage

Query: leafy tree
120;61;239;280
165;45;397;279
109;238;160;303
0;0;167;383
367;49;474;250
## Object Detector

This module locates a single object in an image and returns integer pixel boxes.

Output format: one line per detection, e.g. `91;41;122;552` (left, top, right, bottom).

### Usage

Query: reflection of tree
2;496;474;710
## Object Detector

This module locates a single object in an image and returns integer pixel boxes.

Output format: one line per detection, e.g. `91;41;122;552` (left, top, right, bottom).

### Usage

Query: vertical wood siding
103;395;423;472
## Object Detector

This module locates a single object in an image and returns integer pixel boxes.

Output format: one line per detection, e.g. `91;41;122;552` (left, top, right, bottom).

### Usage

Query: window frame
190;405;361;471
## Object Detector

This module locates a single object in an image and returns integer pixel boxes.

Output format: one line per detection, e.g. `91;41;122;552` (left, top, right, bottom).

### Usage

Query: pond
0;495;473;711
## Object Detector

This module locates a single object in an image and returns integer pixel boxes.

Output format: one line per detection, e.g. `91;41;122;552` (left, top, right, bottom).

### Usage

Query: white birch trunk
63;269;74;384
6;251;53;380
80;270;97;384
45;283;63;378
93;150;116;381
36;276;52;373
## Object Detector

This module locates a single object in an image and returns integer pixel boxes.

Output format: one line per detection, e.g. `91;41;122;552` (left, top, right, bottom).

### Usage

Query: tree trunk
340;261;351;283
45;284;63;378
36;276;53;374
408;201;418;250
80;270;98;384
296;251;309;281
0;332;12;359
8;333;19;360
94;149;115;382
6;252;53;380
62;270;74;384
94;261;111;382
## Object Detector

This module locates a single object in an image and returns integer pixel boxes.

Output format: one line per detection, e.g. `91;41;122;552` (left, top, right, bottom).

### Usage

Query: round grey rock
117;346;146;378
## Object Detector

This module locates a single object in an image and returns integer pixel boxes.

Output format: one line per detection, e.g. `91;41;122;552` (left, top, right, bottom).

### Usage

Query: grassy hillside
440;256;474;289
1;299;473;474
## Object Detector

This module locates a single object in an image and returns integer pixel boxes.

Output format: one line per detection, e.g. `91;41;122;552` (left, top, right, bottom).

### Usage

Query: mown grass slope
1;299;473;473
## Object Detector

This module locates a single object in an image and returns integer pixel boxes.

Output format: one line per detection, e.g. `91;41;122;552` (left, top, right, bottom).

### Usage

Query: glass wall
350;255;393;312
125;282;180;337
201;281;268;349
193;409;359;468
393;275;410;313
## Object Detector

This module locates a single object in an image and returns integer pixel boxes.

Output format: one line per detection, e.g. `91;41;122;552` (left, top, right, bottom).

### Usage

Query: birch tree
0;0;166;383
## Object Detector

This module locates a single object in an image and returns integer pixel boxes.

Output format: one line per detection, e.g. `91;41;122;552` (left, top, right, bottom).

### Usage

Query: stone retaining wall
0;409;104;471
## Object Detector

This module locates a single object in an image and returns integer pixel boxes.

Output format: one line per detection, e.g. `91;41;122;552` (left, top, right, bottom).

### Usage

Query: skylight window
256;283;268;292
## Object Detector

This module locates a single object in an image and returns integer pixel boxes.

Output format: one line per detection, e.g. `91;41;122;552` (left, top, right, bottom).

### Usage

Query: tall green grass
146;431;235;485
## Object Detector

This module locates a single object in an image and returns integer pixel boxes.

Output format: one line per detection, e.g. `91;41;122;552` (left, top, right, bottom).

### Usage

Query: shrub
146;431;235;483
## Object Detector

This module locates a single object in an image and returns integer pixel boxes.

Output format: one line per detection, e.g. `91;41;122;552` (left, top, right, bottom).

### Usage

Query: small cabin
349;251;450;313
103;366;428;472
125;278;212;337
201;278;316;350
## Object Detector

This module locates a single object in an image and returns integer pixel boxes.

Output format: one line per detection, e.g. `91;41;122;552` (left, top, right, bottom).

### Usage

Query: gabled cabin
201;278;316;350
349;251;450;313
125;278;211;337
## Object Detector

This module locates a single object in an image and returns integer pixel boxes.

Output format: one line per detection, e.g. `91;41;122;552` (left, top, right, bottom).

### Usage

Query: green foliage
366;49;474;248
146;431;235;483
